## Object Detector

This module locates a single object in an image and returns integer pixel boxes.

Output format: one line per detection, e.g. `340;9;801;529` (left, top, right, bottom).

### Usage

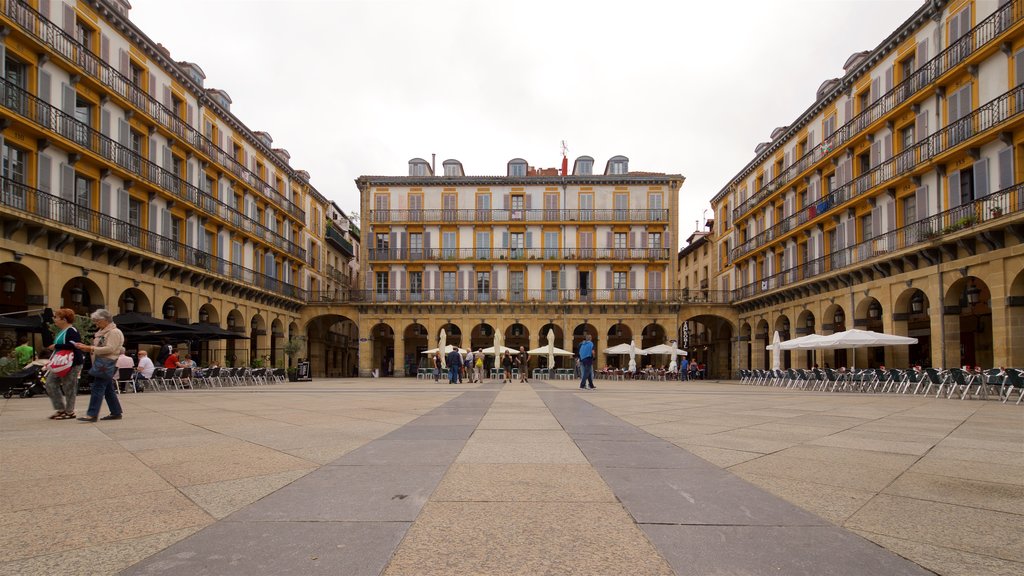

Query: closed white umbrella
546;329;556;375
769;331;782;371
439;328;447;370
628;339;638;373
668;339;679;373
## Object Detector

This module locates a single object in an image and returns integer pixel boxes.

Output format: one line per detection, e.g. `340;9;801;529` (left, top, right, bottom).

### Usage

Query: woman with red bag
44;308;83;420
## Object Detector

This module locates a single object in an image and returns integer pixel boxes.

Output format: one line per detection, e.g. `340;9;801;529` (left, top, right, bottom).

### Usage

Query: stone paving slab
122;521;409;576
643;525;934;576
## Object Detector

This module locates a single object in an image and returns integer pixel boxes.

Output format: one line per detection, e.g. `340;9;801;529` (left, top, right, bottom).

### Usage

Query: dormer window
442;159;464;177
408;158;431;176
508;158;527;177
573;156;593;175
606;155;629;175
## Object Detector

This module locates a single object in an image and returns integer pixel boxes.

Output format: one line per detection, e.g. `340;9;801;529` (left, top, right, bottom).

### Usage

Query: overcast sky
129;0;922;244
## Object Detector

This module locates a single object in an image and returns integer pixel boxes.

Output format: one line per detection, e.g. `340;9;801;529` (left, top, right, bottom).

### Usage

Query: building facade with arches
0;0;353;368
710;0;1024;372
341;156;744;378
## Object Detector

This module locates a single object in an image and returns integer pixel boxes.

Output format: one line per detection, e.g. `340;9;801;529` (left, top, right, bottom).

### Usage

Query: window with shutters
948;83;973;145
476;272;490;297
474;193;489;221
442;192;457;220
579;193;594;221
73;174;92;232
1;142;27;209
509;232;524;259
409;272;423;297
614;193;629;220
648;232;662;250
613;232;627;259
545;270;559;301
171;93;184;121
613;271;627;290
475;231;490;259
442;271;456;299
823;113;837;139
442;231;458;260
3;55;26;114
410;232;423;259
648;192;663;217
510;194;524;221
374;233;389;260
544;192;559;220
947;6;972;66
508;160;526;177
374;193;389;222
375;272;388;295
169;216;183;245
74;18;96;73
861;214;872;242
72;94;93;146
543;231;558;259
409;193;424;221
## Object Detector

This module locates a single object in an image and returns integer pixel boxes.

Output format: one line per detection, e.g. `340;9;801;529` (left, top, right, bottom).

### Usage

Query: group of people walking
431;346;533;384
43;308;124;422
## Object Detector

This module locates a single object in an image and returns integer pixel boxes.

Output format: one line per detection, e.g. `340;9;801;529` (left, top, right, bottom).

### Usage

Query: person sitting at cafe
164;349;179;369
134;349;155;390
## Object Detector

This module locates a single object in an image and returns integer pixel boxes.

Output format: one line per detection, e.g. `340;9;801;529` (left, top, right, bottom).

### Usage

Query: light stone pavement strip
0;378;1021;575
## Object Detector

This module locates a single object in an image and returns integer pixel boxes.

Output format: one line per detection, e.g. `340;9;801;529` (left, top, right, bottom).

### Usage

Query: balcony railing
731;0;1022;223
0;78;306;261
367;247;670;261
734;181;1024;300
370;208;669;224
0;0;305;222
307;288;733;305
733;83;1024;260
325;225;354;256
0;176;306;301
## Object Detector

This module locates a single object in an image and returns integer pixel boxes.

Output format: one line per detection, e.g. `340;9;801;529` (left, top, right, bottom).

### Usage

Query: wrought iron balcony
733;181;1024;301
0;176;306;301
307;288;733;305
369;208;669;224
731;0;1022;223
0;0;305;222
367;247;670;262
0;78;307;261
325;225;354;256
733;83;1024;261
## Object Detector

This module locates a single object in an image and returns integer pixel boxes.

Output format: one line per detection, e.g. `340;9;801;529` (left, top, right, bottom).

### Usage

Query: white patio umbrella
604;343;649;355
769;329;917;370
439;328;447;369
769;331;782;371
422;346;467;355
481;345;519;355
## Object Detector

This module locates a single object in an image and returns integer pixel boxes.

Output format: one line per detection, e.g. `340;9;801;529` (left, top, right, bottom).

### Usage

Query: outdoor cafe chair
148;368;168;391
920;368;947;396
1002;368;1024;404
116;367;136;393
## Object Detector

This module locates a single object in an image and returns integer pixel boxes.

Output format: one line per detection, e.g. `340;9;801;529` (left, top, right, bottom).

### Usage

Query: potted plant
283;336;304;381
991;206;1004;218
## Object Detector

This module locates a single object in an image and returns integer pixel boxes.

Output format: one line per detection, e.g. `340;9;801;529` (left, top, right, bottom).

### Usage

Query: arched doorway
305;314;358;377
572;323;598;359
116;288;150;316
160;296;188;325
823;304;847;368
754;319;769;370
194;303;220;366
250;314;267;367
505;322;528;352
225;309;245;367
1008;270;1024;367
270;319;284;368
60;276;103;317
854;297;885;368
537;323;566;370
945;276;993;369
894;288;931;368
796;311;816;368
686;315;736;379
640;323;666;369
0;263;46;355
773;315;792;369
404;323;429;376
606;322;632;368
371;322;395;376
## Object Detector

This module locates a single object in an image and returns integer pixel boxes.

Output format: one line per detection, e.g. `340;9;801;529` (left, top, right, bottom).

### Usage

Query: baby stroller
1;364;45;398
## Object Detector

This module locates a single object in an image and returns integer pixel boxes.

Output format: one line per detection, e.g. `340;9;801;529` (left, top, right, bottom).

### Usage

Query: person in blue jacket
446;347;463;384
578;332;596;390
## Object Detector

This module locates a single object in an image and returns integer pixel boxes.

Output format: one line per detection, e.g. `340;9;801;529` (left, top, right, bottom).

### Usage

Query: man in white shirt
134;350;155;391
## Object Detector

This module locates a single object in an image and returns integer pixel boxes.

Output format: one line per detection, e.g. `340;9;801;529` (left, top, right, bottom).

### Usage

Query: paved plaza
0;379;1020;575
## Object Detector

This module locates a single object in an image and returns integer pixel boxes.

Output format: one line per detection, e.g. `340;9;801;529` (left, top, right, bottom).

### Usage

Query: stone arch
469;322;495;352
893;287;932;368
197;303;219;325
754;318;770;370
438;323;464;349
854;296;885;368
61;276;104;316
116;287;151;315
943;276;993;369
270;318;285;367
605;322;633;368
0;262;44;315
739;321;752;370
505;322;529;352
1008;270;1024;366
404;322;430;376
572;323;598;357
795;310;817;368
305;314;358;378
537;323;566;370
685;314;736;378
370;322;396;377
821;303;848;368
249;314;267;368
160;296;189;324
772;314;792;369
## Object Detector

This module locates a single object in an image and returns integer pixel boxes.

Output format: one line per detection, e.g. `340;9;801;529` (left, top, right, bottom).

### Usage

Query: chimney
561;155;568;176
431;154;436;176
